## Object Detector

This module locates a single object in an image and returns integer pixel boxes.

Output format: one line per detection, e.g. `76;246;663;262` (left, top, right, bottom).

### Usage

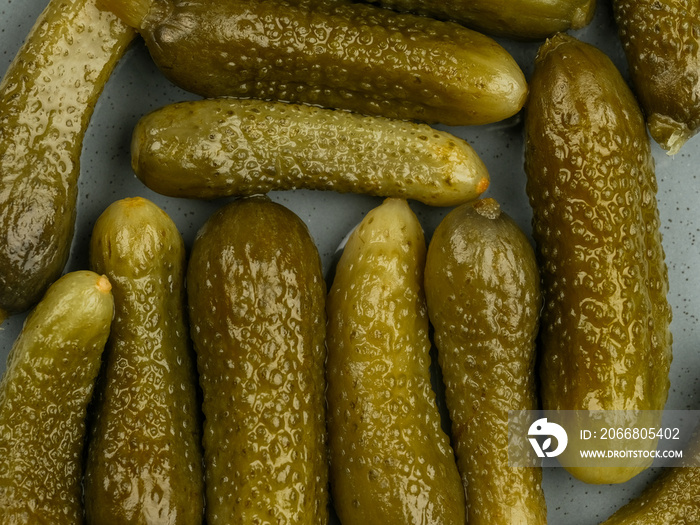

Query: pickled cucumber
187;196;328;524
104;0;527;126
326;198;465;524
0;271;114;523
612;0;700;154
359;0;595;40
524;33;672;484
424;198;546;524
85;197;204;524
131;98;489;206
0;0;135;319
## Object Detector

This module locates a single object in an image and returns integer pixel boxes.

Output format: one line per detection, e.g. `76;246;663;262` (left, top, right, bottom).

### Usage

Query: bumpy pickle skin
187;196;328;525
0;0;136;318
612;0;700;154
326;198;466;525
85;197;204;524
103;0;527;126
524;33;672;485
131;99;489;206
359;0;595;40
0;271;114;524
424;198;546;525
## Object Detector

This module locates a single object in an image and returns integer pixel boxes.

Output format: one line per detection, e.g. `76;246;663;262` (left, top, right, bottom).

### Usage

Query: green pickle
326;198;466;524
359;0;595;40
424;198;546;524
187;196;328;524
131;99;489;206
0;271;114;523
0;0;135;319
613;0;700;154
85;197;204;524
104;0;527;126
524;33;672;485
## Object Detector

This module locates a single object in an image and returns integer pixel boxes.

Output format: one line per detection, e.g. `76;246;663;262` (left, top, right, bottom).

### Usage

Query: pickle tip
96;275;112;294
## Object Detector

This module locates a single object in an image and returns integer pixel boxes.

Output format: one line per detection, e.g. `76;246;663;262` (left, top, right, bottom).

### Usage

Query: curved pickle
103;0;527;126
612;0;700;154
424;198;546;524
524;33;672;485
326;198;466;524
0;271;114;523
131;99;489;206
0;0;136;319
187;196;329;525
360;0;596;40
85;197;204;524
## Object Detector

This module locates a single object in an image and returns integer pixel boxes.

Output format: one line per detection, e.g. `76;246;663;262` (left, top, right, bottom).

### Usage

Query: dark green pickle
131;98;489;206
613;0;700;154
85;197;204;524
359;0;596;40
424;198;546;525
187;196;328;525
104;0;527;126
525;34;672;485
0;271;114;524
0;0;135;319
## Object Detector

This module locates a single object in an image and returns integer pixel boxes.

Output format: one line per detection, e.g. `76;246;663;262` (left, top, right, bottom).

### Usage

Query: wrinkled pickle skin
0;271;114;524
131;99;489;206
187;196;329;525
424;199;546;525
131;0;526;126
612;0;700;154
525;34;672;485
600;430;700;525
0;0;135;316
85;198;204;524
359;0;595;40
326;198;466;525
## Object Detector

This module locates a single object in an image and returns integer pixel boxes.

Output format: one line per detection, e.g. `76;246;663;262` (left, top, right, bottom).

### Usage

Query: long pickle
0;0;135;319
131;99;489;206
187;196;328;525
0;271;114;524
85;197;204;524
360;0;595;40
524;33;672;485
326;198;466;525
612;0;700;154
103;0;527;126
424;198;546;524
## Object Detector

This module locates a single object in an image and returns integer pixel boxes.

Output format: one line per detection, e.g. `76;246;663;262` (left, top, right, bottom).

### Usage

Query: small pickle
359;0;596;40
131;99;489;206
85;197;204;524
524;33;672;485
326;198;466;525
613;0;700;154
0;0;135;319
187;196;328;525
424;198;547;524
103;0;527;126
0;271;114;524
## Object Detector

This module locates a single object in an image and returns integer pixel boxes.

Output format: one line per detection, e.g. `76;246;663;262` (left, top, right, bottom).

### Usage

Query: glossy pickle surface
187;196;328;525
524;33;672;484
0;0;135;317
424;198;546;524
108;0;527;126
612;0;700;154
131;98;489;206
0;271;114;524
85;197;204;524
326;198;466;525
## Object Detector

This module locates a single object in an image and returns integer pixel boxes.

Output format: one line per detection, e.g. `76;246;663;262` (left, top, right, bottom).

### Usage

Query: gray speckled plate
1;1;699;523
